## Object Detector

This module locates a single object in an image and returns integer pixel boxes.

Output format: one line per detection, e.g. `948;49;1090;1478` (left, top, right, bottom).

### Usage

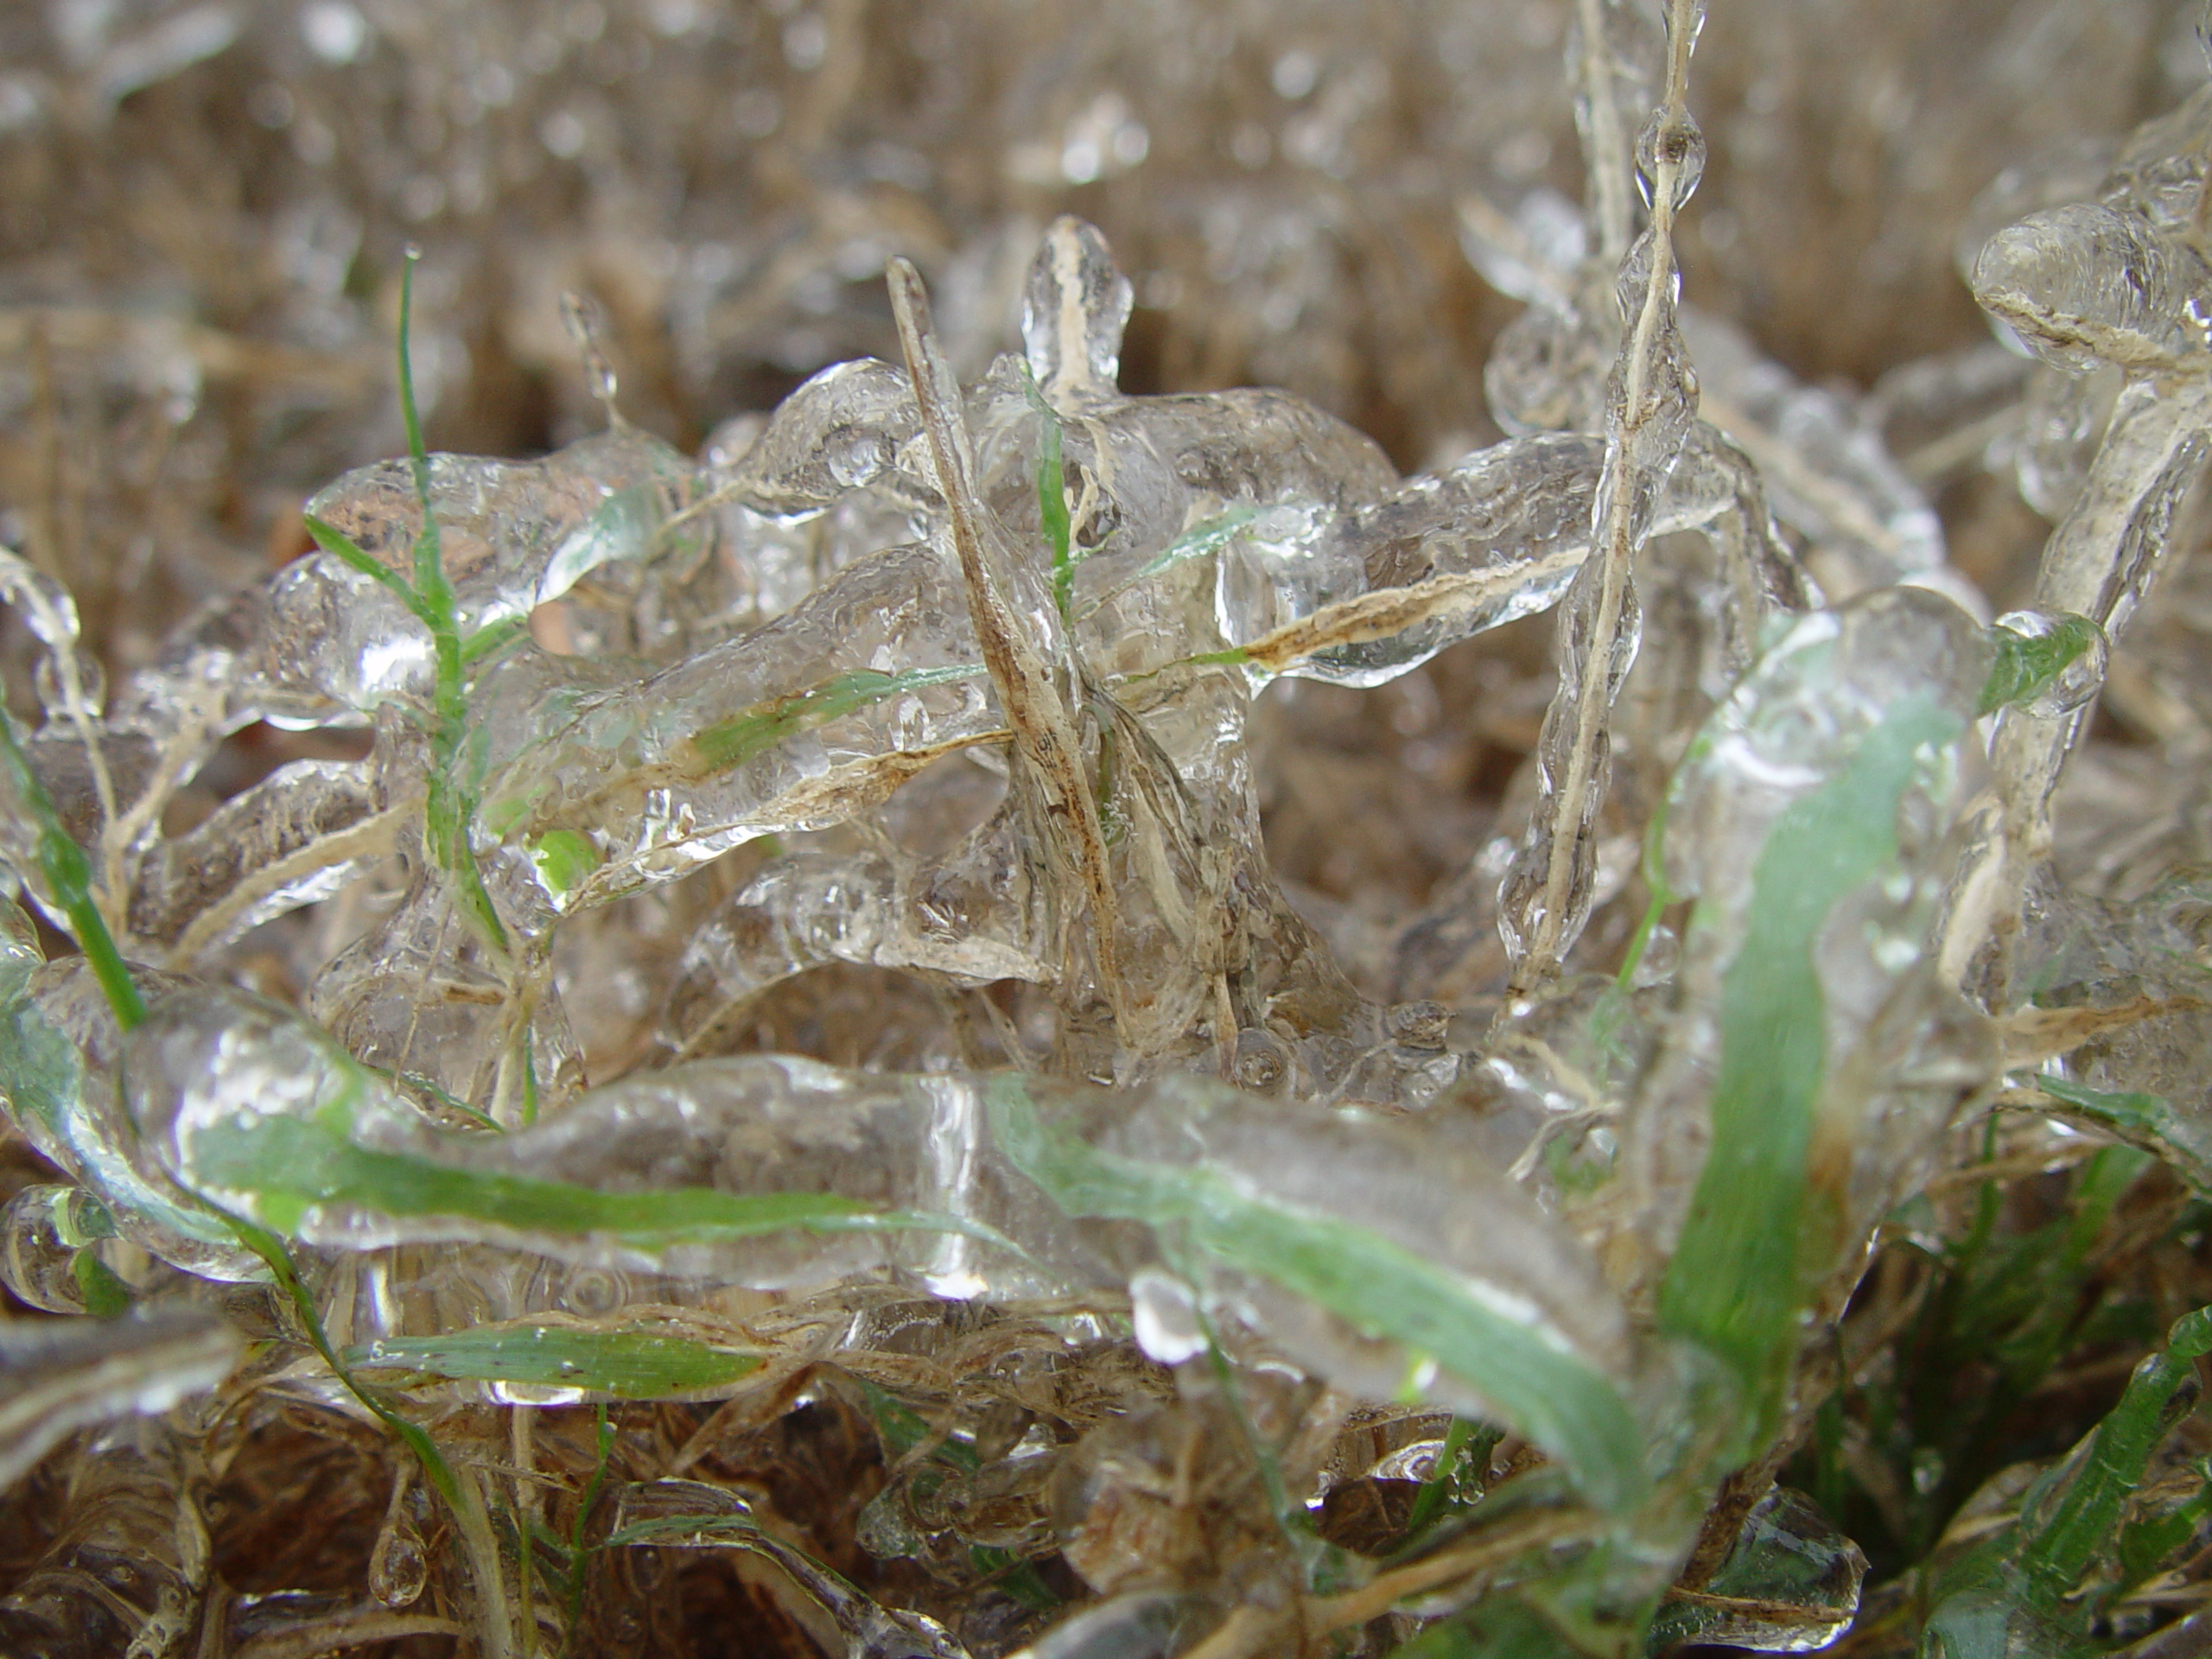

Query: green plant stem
224;1210;516;1659
0;709;144;1029
1020;361;1075;620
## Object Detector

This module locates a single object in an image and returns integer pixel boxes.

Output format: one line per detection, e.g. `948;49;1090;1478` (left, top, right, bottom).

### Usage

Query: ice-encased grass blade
1132;505;1259;584
683;660;987;777
1656;692;1967;1448
1922;1306;2212;1654
0;715;145;1030
183;1100;994;1250
346;1322;763;1399
1979;613;2104;715
984;1081;1648;1515
1643;1488;1866;1652
0;971;251;1267
2033;1076;2212;1194
1019;362;1077;620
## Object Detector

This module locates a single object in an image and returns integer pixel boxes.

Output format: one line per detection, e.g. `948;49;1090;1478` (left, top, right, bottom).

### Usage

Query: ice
1973;203;2212;377
1989;608;2110;718
283;426;696;716
0;1185;124;1316
111;972;1637;1471
1649;1488;1867;1652
1565;0;1667;262
2012;362;2120;519
0;1326;238;1517
703;356;925;530
125;755;391;957
22;23;2212;1647
367;1489;430;1607
0;943;263;1281
1623;587;1998;1326
1020;217;1135;400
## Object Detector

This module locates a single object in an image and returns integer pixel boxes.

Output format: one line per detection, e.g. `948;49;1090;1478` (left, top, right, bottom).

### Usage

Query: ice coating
110;975;1643;1491
0;937;262;1281
0;1419;218;1657
1021;216;1135;401
1973;202;2212;377
304;429;696;650
17;28;2212;1649
1626;588;1998;1420
1499;0;1711;990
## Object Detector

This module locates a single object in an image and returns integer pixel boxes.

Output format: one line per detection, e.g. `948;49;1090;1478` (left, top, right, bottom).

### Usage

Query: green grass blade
562;1404;614;1650
1020;362;1076;619
1131;505;1260;583
1656;695;1962;1447
0;711;144;1030
2034;1076;2212;1194
683;661;984;777
395;249;449;607
182;1094;1014;1260
526;829;602;904
986;1081;1648;1514
302;513;439;630
461;613;532;666
219;1208;466;1506
70;1249;130;1316
346;1323;764;1399
1979;614;2103;716
853;1375;982;1471
2014;1306;2212;1605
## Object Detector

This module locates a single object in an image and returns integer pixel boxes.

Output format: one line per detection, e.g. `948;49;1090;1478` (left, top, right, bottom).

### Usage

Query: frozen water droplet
33;651;104;725
1231;1027;1290;1094
369;1498;429;1606
1634;111;1705;213
714;357;919;521
1129;1269;1206;1366
1385;1000;1450;1050
1020;216;1134;399
825;429;893;489
1;1185;113;1313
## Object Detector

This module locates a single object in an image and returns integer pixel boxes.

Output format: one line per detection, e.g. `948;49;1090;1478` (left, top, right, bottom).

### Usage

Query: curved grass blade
1656;694;1965;1448
0;713;144;1029
986;1081;1648;1515
2033;1076;2212;1196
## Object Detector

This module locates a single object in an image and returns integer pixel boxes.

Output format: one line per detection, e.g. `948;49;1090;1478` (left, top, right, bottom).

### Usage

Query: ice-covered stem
1942;375;2212;1002
885;257;1128;1026
1573;0;1643;265
223;1212;518;1659
1507;0;1704;995
305;252;510;968
0;711;145;1030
